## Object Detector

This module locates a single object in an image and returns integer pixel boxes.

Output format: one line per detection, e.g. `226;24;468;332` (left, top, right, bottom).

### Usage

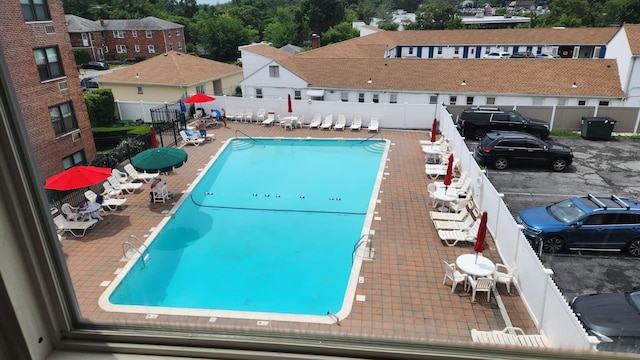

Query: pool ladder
352;234;374;264
122;235;150;268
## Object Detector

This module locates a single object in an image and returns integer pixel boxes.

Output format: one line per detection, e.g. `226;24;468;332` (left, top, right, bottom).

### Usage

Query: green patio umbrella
132;147;188;173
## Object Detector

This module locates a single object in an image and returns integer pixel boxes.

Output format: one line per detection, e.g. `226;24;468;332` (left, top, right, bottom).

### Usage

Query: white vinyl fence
437;105;599;351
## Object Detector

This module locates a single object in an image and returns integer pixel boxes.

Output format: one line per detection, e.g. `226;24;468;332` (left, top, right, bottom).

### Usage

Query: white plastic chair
466;276;494;303
442;261;466;292
61;203;81;221
493;263;517;293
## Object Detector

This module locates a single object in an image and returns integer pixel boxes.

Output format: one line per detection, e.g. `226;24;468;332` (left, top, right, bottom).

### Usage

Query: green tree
84;89;116;127
322;22;360;45
302;0;346;35
263;6;305;47
408;1;463;30
200;14;259;62
619;0;640;23
540;0;590;27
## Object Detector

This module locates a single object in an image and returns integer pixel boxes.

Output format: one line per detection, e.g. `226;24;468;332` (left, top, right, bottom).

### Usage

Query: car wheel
473;129;486;140
551;158;568;172
493;156;509;170
626;239;640;257
542;235;564;253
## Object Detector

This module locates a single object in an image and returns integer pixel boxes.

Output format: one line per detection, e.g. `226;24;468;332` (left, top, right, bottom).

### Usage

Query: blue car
516;194;640;256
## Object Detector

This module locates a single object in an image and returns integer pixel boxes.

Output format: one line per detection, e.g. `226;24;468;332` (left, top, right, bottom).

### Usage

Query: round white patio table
456;254;496;278
78;202;103;221
422;146;442;164
433;188;458;212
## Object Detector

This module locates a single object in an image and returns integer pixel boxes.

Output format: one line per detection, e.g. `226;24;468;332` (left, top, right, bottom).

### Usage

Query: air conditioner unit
45;25;55;34
58;80;68;91
71;131;81;142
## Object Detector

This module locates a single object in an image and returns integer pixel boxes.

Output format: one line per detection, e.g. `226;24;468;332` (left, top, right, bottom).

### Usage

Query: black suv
474;131;573;171
458;106;550;140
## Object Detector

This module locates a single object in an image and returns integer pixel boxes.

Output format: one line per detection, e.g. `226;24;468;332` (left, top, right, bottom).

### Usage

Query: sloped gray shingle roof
65;14;103;32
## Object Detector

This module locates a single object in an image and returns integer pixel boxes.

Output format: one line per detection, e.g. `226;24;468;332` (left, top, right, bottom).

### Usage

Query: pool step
363;141;386;153
230;139;254;150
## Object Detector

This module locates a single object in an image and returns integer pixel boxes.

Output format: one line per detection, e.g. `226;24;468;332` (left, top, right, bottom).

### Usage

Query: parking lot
469;135;640;301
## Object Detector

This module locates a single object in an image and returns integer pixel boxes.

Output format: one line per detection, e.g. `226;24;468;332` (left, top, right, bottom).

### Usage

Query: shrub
84;89;117;127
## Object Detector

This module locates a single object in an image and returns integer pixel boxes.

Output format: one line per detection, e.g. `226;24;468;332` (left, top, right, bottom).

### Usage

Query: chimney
311;34;320;49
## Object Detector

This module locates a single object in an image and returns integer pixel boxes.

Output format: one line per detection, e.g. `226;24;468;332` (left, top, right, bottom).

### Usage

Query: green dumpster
581;117;616;140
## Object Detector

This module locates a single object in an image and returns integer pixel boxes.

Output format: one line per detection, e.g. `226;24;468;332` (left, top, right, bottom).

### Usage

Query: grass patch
93;125;150;135
550;130;581;138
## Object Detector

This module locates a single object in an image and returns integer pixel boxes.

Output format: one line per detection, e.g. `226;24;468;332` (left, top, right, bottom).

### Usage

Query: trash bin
581;117;616;140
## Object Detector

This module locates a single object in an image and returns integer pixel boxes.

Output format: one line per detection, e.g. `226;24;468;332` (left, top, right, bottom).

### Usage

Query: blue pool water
105;138;387;319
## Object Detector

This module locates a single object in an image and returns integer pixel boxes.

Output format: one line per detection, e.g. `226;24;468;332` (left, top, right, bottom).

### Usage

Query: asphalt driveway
472;135;640;300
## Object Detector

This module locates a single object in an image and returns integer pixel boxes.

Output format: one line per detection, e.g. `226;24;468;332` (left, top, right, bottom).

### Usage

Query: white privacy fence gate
436;105;599;351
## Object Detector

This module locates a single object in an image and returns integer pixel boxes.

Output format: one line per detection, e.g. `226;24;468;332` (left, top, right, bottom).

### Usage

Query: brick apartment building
66;15;186;63
0;0;96;181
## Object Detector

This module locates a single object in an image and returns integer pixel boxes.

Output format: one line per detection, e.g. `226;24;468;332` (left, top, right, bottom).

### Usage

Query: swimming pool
100;138;388;323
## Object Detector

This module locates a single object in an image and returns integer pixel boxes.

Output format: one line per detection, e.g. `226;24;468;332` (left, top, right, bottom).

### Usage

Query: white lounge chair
437;218;480;246
350;115;362;131
309;113;322;129
433;212;475;231
256;108;266;122
334;115;346;130
108;175;143;194
243;109;253;123
180;130;205;146
111;168;131;184
471;327;550;348
368;117;379;132
262;111;276;126
124;164;158;183
320;114;333;130
53;214;98;238
84;190;127;211
102;180;124;198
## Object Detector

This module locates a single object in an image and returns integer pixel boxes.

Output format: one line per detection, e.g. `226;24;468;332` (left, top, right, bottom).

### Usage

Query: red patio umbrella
430;118;438;144
474;211;488;263
44;166;113;191
183;93;216;104
443;154;454;192
287;93;293;115
149;125;158;148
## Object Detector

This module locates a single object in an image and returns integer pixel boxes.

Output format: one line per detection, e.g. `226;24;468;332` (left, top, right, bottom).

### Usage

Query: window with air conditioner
50;102;78;136
34;46;64;81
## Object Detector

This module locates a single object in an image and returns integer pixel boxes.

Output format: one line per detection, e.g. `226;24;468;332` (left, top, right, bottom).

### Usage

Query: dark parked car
510;51;536;58
474;132;573;171
516;194;640;256
570;289;640;350
80;76;99;91
458;106;550;140
81;61;109;70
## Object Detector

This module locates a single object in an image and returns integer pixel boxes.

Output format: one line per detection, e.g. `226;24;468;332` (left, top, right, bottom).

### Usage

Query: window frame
50;102;78;136
146;30;153;38
116;44;127;54
358;93;365;103
294;90;301;100
341;92;348;102
148;45;155;54
268;65;279;78
33;46;64;82
256;88;263;99
390;94;397;104
20;0;51;22
113;30;124;39
132;30;138;38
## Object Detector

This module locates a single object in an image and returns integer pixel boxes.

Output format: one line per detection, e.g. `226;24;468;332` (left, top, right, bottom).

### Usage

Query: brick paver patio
59;120;535;345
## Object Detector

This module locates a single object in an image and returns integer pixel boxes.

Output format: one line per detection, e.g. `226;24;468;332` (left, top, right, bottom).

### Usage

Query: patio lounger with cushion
433;213;475;230
262;111;276;126
102;180;123;198
84;190;127;211
180;130;205;146
53;214;97;238
470;327;550;348
430;207;471;221
124;164;159;183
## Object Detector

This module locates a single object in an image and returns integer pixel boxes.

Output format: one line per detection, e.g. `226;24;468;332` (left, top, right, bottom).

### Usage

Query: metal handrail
356;131;383;144
326;311;341;325
234;129;263;144
352;234;368;263
121;235;150;268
